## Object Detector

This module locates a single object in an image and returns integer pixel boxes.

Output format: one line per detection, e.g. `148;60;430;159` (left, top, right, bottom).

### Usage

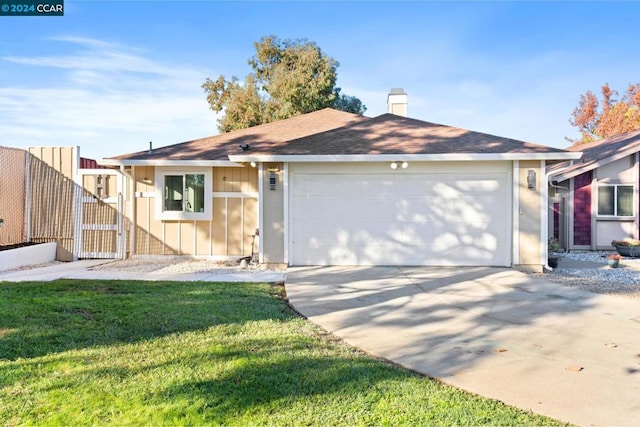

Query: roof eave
549;145;640;182
228;152;583;163
98;159;243;167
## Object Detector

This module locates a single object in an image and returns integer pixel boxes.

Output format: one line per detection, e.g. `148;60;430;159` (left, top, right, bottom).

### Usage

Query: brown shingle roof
242;113;567;156
548;129;640;180
108;108;571;161
108;108;366;161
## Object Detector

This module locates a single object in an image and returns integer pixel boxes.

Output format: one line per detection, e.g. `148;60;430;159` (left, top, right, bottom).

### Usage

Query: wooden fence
0;146;100;261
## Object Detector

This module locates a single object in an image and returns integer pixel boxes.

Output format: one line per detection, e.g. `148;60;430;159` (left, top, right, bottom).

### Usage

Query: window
164;174;205;213
597;185;634;217
155;168;211;220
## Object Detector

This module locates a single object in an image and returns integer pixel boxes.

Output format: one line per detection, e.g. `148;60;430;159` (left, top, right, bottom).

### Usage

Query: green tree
203;36;366;132
569;83;640;145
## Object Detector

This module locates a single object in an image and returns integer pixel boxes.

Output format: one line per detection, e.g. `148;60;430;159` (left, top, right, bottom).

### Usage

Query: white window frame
155;167;212;221
596;184;635;217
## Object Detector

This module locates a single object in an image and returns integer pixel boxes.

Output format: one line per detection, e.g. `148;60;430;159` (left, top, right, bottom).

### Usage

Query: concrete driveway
285;266;640;426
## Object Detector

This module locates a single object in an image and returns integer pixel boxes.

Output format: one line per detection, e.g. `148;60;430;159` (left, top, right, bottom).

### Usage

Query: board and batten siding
132;165;258;257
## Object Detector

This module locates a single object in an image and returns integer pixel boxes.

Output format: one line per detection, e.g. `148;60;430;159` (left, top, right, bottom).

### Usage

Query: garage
289;162;512;266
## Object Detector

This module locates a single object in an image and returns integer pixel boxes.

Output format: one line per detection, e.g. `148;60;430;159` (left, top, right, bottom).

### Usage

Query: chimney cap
389;88;406;95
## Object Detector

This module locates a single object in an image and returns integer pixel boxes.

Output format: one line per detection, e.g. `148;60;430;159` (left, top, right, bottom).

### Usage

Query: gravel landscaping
88;257;268;274
534;251;640;299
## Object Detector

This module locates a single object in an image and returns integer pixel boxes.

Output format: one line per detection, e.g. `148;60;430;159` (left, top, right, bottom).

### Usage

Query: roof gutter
228;153;583;163
98;159;243;167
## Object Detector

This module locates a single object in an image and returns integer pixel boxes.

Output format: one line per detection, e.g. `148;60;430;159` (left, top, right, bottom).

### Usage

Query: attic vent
239;143;250;151
266;163;279;172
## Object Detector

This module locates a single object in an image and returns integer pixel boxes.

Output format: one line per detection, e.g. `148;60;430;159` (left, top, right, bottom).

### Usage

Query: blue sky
1;1;638;160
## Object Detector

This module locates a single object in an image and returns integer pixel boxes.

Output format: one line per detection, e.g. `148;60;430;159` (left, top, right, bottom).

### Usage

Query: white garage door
290;162;511;266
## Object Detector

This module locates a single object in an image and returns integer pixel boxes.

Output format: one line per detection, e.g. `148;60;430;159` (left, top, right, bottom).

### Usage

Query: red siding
573;171;592;246
79;157;106;169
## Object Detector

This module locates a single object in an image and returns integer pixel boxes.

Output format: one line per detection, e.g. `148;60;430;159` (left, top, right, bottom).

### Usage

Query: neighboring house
548;129;640;251
101;91;580;272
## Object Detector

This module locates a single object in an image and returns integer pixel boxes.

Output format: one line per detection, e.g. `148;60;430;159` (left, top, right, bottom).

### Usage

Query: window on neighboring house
164;174;205;213
597;184;634;217
155;168;211;220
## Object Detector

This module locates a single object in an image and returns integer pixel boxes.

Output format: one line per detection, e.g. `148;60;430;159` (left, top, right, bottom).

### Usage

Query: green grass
0;279;562;426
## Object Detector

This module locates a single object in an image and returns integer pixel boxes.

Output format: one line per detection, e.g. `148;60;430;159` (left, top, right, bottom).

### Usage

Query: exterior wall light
250;161;257;168
527;170;536;190
390;162;408;170
269;172;277;190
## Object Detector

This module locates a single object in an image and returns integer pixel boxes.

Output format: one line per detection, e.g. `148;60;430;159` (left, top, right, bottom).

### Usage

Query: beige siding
227;198;242;254
518;160;543;271
243;198;258;253
261;163;285;264
211;198;227;255
213;166;259;193
195;220;211;256
131;165;258;258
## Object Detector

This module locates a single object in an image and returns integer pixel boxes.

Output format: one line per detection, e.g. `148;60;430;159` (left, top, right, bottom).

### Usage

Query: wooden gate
74;169;126;259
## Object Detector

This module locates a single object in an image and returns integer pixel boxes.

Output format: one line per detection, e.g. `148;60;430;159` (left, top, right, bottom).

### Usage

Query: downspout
119;165;135;259
544;162;574;270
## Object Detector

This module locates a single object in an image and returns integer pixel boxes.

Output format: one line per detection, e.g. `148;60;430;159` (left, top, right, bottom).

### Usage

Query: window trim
155;167;212;220
596;183;635;218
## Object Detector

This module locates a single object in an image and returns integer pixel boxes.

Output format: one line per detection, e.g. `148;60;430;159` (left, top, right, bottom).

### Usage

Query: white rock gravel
88;257;270;274
534;251;640;299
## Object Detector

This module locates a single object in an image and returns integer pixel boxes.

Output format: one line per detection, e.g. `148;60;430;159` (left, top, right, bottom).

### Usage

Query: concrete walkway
286;266;640;427
0;259;285;283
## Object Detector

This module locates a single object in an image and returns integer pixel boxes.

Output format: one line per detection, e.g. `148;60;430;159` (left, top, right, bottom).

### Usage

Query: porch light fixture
390;161;409;170
527;170;536;190
269;172;277;190
250;161;257;168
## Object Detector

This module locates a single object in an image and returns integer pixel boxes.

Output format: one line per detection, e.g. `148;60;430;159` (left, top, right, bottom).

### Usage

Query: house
100;90;581;272
548;129;640;250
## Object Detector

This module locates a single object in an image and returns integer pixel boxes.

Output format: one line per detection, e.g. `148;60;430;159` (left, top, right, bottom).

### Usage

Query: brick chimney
387;88;408;117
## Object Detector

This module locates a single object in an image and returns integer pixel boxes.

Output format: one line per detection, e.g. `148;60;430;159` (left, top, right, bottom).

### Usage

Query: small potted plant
611;239;640;257
548;238;561;268
607;253;622;268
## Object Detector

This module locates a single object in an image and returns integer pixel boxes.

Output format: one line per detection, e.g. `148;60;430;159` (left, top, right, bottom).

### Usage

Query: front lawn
0;280;561;426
